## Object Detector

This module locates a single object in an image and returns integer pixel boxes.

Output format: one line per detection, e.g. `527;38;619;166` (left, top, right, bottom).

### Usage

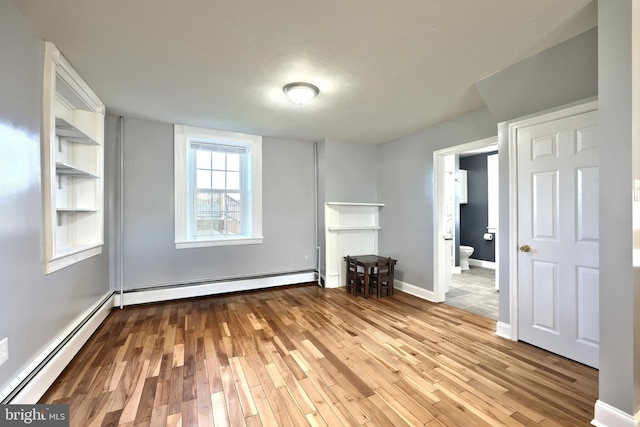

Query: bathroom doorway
433;137;499;320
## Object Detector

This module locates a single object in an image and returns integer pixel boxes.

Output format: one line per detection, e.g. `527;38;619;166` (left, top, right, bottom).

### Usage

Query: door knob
519;244;531;253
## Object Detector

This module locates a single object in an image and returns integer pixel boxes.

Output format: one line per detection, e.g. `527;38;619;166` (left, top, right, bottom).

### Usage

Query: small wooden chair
345;256;366;296
370;257;394;298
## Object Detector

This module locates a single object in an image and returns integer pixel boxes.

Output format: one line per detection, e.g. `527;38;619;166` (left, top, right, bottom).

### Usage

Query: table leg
364;269;369;298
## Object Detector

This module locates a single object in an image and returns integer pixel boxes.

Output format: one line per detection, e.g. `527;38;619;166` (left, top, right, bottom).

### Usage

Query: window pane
195;192;213;236
196;170;211;189
224;192;241;234
227;171;240;190
212;152;225;170
212;171;226;190
193;191;243;236
195;191;211;209
196;150;211;169
227;153;240;171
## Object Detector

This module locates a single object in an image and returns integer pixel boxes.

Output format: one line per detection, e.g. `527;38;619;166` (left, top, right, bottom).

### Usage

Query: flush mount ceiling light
283;82;319;105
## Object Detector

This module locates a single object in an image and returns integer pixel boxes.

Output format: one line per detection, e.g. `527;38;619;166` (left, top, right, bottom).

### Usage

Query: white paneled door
517;110;599;368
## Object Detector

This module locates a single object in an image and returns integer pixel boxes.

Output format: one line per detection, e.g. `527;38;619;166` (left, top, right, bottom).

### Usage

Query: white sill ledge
175;237;264;249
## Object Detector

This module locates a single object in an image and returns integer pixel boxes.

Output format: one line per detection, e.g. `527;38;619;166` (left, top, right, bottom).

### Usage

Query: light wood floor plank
40;284;598;426
211;391;230;427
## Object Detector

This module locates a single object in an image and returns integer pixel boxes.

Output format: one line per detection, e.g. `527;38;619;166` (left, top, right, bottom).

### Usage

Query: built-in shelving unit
324;202;384;288
42;42;105;274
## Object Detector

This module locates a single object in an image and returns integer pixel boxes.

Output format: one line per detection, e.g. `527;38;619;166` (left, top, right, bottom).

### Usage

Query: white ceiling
14;0;596;144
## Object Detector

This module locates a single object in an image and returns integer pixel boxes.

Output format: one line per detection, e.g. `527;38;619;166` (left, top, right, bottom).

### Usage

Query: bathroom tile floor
445;266;498;320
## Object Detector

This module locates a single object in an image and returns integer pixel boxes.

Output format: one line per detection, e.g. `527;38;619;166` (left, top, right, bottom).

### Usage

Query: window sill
175;237;264;249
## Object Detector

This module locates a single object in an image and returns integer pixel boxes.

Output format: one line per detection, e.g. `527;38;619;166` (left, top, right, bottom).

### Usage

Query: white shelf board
326;202;384;207
56;208;98;213
55;117;98;145
327;226;381;231
46;245;103;274
56;162;97;177
52;243;103;260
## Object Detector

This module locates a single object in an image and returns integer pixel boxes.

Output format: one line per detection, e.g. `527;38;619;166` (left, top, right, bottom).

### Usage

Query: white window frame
174;125;263;248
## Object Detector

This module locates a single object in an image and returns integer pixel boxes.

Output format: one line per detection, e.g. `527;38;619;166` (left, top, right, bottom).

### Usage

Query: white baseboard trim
592;399;639;427
395;280;440;302
452;266;462;275
469;259;496;270
1;291;114;404
114;272;317;307
495;321;512;340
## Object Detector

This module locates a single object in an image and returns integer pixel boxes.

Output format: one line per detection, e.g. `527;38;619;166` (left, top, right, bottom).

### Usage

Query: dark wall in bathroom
459;152;497;262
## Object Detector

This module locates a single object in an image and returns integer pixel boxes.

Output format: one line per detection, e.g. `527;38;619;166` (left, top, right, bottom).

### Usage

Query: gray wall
476;27;598;122
459;152;497;263
320;139;378;203
377;108;497;289
598;0;640;414
0;0;110;400
109;117;317;289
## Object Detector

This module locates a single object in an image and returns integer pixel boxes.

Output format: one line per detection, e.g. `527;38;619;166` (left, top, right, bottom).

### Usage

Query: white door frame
505;99;598;341
433;136;498;303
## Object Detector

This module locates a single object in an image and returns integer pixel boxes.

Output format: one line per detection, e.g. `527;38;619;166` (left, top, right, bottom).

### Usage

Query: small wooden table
344;255;397;298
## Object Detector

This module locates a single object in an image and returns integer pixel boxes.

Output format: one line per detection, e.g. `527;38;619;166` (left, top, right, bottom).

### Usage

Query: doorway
433;136;499;320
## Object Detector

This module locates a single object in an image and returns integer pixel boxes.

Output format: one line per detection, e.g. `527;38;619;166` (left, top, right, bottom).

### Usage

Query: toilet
459;245;474;271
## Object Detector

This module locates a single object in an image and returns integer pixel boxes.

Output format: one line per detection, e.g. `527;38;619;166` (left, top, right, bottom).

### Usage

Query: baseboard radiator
114;270;317;306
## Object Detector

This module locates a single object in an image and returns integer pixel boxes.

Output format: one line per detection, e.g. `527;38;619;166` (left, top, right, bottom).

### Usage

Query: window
175;125;262;248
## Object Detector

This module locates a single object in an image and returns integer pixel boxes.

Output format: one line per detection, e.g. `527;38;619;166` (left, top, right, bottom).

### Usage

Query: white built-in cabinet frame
41;42;105;274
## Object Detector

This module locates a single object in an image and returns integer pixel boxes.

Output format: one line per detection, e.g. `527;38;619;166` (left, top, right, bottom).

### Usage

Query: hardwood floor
40;283;598;426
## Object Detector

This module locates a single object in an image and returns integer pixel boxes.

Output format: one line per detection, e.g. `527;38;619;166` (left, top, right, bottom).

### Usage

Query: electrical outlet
0;338;7;366
304;255;309;260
